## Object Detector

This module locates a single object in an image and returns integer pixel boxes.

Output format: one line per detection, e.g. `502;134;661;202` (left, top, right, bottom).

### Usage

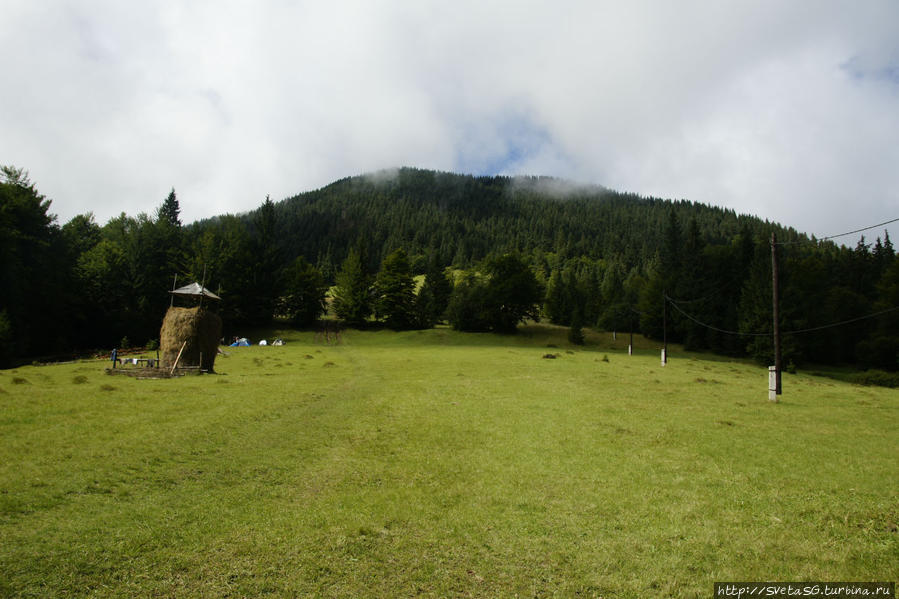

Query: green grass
0;325;896;597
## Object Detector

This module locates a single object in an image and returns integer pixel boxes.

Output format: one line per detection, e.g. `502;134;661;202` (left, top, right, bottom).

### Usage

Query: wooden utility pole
771;233;782;398
662;290;668;366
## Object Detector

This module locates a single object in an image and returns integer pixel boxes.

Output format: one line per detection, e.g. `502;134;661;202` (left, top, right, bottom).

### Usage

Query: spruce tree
416;256;453;327
373;248;416;329
332;248;372;327
282;256;327;327
157;188;181;227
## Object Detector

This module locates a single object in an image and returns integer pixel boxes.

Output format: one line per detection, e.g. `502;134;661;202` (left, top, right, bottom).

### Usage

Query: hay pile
159;307;222;372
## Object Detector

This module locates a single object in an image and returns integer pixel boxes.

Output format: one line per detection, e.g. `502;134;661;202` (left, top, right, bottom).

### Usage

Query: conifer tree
157;188;181;227
332;248;371;326
373;248;416;329
416;256;453;327
282;256;327;327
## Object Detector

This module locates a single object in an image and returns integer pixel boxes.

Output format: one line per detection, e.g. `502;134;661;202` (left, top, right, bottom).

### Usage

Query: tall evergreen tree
0;166;67;362
373;248;416;329
248;195;281;324
416;255;453;327
332;247;372;326
157;188;181;228
281;256;327;327
543;268;568;325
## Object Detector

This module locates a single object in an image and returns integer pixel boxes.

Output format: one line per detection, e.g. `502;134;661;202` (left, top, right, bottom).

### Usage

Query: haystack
159;306;222;372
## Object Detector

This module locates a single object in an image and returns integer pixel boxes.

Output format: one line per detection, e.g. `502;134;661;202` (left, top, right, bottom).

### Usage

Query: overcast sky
2;1;898;243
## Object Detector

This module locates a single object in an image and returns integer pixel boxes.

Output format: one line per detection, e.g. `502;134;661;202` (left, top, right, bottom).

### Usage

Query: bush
855;336;899;372
848;370;899;388
568;324;585;346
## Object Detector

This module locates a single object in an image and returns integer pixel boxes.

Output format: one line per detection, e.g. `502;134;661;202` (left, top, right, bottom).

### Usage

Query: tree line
1;165;897;373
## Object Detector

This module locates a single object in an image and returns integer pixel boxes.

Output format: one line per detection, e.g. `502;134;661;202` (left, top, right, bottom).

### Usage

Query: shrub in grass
849;370;899;388
568;324;584;346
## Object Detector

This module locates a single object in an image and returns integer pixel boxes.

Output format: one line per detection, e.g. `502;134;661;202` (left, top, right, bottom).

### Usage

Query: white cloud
1;0;897;241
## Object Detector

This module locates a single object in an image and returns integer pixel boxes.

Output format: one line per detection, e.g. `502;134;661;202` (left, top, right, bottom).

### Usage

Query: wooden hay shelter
159;306;222;372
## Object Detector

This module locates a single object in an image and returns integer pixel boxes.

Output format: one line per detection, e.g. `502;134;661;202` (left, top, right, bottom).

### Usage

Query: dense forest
2;166;897;375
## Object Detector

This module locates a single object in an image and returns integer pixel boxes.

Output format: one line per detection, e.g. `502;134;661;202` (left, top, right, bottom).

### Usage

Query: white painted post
613;331;617;341
628;344;633;356
768;366;778;402
661;348;667;366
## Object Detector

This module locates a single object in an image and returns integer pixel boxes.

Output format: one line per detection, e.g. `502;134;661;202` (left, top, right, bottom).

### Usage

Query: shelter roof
170;282;221;301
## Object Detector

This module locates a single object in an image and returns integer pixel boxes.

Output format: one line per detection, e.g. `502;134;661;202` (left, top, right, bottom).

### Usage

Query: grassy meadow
0;326;896;597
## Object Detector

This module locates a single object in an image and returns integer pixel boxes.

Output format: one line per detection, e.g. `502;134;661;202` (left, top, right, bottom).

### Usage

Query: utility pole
771;233;782;399
662;290;668;366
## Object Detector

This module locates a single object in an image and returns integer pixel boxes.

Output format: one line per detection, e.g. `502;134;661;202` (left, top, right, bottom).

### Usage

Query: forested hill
230;167;799;274
3;164;896;374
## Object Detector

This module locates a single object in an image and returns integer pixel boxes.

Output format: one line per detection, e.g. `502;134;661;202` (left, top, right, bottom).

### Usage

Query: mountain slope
238;167;799;273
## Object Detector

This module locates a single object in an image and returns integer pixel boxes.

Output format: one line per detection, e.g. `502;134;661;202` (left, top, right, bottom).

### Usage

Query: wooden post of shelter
170;273;178;308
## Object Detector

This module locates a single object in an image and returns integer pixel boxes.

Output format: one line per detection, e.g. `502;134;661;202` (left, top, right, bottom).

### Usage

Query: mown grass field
0;326;896;597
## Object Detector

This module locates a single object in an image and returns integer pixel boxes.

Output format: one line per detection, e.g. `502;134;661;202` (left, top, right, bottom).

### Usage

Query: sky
2;1;898;243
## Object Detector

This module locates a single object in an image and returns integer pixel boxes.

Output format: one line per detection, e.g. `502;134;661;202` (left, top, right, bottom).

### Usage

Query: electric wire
663;281;734;305
776;216;899;245
777;305;899;334
665;297;769;337
665;295;899;337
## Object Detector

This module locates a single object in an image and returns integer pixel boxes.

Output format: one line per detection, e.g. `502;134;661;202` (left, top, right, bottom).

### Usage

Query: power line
778;305;899;334
664;281;734;305
665;295;899;337
777;216;899;246
665;297;768;337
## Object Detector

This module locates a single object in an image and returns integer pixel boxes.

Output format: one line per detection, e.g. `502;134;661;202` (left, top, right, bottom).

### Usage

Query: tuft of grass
72;375;88;384
12;377;28;385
